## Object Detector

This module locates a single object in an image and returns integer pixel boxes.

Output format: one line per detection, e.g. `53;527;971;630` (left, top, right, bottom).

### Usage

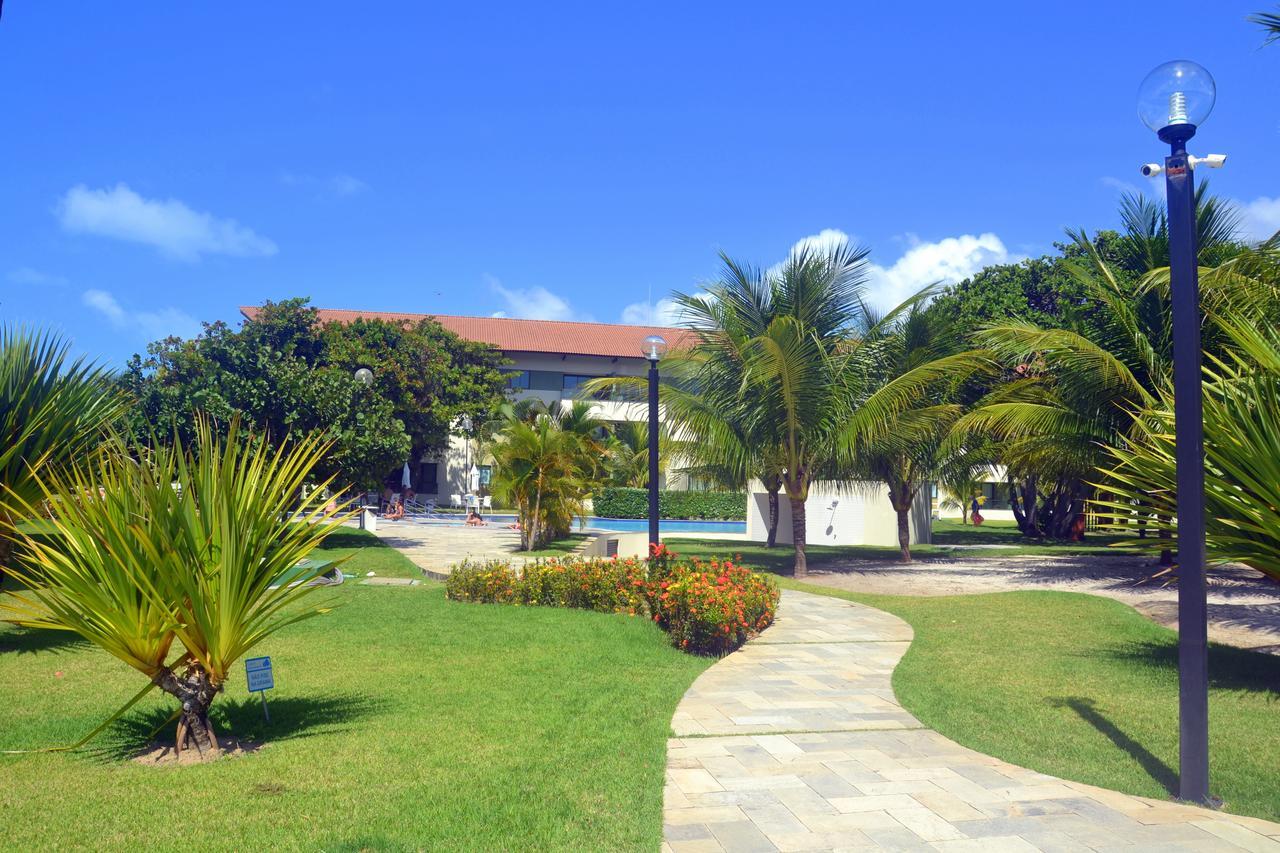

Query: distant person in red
970;496;984;526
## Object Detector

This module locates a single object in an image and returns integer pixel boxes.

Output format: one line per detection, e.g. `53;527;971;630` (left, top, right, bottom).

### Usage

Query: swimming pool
473;515;746;534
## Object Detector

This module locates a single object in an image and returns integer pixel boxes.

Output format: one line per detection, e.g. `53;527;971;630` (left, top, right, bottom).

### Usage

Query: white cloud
1237;196;1280;242
620;297;681;326
281;172;370;198
58;183;278;261
7;266;68;287
865;233;1016;312
773;228;1017;314
82;289;202;341
486;274;590;321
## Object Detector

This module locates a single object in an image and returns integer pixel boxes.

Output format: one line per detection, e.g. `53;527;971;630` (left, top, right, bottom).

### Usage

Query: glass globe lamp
354;367;374;386
641;334;668;362
1138;60;1215;137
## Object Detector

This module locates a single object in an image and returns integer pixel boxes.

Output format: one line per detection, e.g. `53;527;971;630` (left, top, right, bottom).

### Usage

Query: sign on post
245;656;274;721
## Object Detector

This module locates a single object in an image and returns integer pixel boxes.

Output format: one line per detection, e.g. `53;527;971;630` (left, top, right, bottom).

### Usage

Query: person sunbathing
383;499;405;520
465;510;487;526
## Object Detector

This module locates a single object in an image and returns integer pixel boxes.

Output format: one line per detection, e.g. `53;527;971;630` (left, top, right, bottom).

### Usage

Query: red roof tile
238;306;693;359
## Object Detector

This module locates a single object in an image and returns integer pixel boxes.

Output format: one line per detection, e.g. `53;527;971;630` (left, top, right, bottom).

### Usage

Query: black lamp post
1137;59;1226;806
642;334;668;550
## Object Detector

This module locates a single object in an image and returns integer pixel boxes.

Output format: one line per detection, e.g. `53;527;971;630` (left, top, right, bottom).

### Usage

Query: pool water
474;515;745;534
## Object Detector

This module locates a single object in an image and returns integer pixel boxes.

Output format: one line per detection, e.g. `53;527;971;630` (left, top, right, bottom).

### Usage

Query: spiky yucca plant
1;418;350;758
0;327;124;585
1099;317;1280;582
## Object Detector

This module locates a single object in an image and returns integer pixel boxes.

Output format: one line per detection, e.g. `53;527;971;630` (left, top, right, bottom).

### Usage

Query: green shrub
444;546;778;655
591;488;747;520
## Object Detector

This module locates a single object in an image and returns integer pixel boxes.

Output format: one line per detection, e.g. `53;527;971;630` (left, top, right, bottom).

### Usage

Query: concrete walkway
663;590;1280;852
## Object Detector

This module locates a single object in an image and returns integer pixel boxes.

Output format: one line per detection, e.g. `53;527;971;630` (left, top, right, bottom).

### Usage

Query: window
561;374;597;392
505;370;531;389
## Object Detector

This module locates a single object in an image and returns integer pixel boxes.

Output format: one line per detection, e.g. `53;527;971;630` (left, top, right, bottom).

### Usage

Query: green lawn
775;577;1280;822
666;522;1139;570
520;533;591;558
0;530;710;851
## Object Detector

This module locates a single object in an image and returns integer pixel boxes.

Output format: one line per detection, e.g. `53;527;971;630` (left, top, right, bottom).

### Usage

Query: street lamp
354;367;374;386
1137;59;1226;806
642;334;668;550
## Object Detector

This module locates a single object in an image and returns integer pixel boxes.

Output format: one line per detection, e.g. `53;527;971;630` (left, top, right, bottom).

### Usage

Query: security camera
1140;163;1163;177
1189;154;1227;169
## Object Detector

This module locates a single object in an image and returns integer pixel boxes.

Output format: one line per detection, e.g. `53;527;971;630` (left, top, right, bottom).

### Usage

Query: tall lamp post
642;335;668;551
1136;59;1226;806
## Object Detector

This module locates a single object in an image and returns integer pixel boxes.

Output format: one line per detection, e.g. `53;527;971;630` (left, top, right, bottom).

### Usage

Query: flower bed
445;546;778;655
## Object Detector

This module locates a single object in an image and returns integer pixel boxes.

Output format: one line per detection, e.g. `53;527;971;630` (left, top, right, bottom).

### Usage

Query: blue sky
2;2;1278;365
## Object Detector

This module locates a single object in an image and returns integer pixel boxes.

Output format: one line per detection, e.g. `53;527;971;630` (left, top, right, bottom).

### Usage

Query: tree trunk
961;504;969;525
887;480;914;563
1159;516;1173;567
896;506;911;562
1009;475;1027;531
0;532;12;589
765;488;780;548
155;664;222;759
789;495;807;578
1023;476;1039;538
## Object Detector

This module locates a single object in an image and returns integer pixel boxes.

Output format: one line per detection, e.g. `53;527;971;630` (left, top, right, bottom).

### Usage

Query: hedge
592;487;747;520
444;547;778;656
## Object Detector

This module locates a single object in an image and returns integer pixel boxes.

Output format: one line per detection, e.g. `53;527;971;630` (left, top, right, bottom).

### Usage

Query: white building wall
746;481;932;547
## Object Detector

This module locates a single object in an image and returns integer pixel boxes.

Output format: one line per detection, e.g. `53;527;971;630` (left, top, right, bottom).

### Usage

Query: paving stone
660;589;1280;852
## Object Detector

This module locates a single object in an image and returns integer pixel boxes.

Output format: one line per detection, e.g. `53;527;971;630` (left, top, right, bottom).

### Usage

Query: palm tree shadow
0;626;90;655
1049;696;1178;796
90;691;385;762
1100;641;1280;697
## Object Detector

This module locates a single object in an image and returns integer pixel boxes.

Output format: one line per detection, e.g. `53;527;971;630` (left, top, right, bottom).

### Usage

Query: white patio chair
482;496;493;510
450;493;462;509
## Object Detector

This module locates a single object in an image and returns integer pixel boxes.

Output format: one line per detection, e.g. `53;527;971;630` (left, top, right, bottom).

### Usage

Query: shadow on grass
1101;641;1280;697
92;692;385;761
0;626;89;655
1050;696;1177;796
319;530;390;551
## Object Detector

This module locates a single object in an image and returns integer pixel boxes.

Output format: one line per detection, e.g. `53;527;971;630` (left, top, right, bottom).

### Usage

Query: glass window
505;370;530;389
561;374;596;392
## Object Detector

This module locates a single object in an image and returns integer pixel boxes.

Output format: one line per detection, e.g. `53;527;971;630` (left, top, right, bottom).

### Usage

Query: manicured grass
774;577;1280;822
932;517;1141;551
520;533;591;557
666;527;1139;570
0;530;710;851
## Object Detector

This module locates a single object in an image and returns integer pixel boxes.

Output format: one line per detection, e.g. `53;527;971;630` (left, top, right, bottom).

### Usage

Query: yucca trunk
154;664;222;758
0;528;12;587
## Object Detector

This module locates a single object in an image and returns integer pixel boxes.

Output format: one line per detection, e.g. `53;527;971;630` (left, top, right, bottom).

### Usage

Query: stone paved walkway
663;590;1280;852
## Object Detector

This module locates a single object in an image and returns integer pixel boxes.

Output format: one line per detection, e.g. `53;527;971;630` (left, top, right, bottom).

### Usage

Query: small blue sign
245;656;274;693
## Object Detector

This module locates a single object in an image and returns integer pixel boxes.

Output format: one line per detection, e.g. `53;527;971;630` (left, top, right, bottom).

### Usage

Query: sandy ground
802;552;1280;655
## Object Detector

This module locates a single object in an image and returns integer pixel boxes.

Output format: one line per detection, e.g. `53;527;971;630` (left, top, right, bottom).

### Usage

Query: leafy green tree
119;299;508;491
2;418;346;757
0;327;125;586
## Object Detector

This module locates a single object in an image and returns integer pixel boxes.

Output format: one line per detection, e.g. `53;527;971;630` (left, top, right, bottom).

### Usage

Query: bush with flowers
444;544;779;656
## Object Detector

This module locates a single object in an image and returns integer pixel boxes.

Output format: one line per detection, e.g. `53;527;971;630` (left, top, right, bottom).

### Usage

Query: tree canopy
118;298;510;489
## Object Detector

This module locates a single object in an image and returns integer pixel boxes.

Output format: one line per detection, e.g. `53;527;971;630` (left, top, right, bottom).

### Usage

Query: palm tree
0;327;125;587
672;245;887;577
841;304;978;561
489;413;588;550
1250;6;1280;44
602;420;670;488
1;417;347;757
951;190;1246;540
